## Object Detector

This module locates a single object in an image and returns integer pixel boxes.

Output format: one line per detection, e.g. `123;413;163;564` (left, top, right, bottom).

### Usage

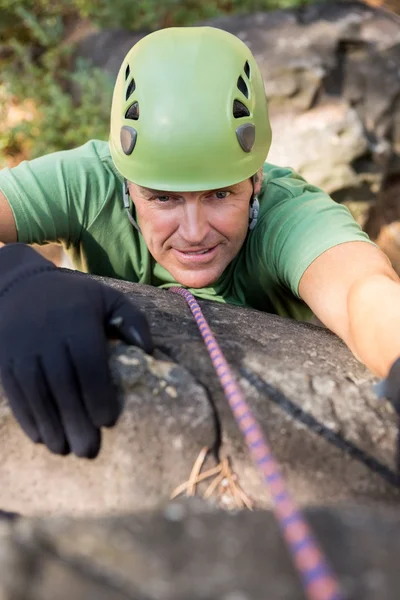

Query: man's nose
179;203;210;244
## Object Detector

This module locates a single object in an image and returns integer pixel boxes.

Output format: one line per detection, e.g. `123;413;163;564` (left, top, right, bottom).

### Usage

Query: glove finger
41;346;101;459
67;328;122;429
103;289;153;354
12;357;69;455
0;363;41;444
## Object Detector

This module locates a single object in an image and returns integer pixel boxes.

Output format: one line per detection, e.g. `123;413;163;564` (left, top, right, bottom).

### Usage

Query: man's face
128;178;255;288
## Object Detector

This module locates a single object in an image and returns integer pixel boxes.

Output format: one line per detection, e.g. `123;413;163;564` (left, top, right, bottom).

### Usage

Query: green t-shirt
0;140;372;320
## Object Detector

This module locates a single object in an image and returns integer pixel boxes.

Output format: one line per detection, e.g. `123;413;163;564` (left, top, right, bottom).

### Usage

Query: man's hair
253;166;263;185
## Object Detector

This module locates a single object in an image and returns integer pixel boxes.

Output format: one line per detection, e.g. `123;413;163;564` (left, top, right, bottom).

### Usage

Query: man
0;27;399;460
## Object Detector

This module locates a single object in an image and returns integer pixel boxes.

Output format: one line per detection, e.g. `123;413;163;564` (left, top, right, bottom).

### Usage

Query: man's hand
0;244;153;459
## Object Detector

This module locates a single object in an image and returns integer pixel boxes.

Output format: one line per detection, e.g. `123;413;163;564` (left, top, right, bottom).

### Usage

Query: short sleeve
0;140;120;247
255;165;374;298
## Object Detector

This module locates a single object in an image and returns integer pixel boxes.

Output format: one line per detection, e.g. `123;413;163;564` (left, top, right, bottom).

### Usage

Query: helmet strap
123;180;142;234
249;174;259;231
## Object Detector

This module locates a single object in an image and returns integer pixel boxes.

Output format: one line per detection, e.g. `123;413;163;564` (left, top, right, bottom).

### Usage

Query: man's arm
0;190;17;245
298;241;400;378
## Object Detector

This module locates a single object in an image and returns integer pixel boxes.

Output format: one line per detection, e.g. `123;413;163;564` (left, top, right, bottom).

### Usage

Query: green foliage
0;0;73;47
0;0;319;165
74;0;316;31
0;2;113;164
0;48;113;160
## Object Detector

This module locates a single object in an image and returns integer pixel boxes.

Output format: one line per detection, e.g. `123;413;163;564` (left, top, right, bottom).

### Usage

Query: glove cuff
0;243;56;301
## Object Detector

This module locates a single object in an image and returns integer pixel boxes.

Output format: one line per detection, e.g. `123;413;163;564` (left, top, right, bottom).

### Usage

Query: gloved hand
382;357;400;414
0;243;153;459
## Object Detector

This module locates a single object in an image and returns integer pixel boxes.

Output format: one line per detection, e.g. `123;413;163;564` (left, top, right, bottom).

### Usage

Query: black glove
383;357;400;414
0;243;153;459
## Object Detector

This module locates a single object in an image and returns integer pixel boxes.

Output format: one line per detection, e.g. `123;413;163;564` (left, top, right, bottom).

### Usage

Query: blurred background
0;0;399;270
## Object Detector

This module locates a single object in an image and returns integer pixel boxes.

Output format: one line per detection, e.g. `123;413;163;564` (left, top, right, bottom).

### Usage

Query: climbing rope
170;287;344;600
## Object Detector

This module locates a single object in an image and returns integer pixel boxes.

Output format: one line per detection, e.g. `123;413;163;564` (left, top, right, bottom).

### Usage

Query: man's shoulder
261;161;296;182
258;162;337;215
60;139;117;173
46;139;123;210
34;139;117;175
82;139;113;163
256;163;300;219
260;162;311;198
64;140;124;225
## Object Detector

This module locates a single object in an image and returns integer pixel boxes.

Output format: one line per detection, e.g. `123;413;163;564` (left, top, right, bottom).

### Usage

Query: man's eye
156;196;170;202
215;191;229;199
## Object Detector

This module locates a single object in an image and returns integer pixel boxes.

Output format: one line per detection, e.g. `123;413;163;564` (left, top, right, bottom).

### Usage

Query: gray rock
1;275;399;515
2;498;400;599
364;172;400;273
0;338;217;516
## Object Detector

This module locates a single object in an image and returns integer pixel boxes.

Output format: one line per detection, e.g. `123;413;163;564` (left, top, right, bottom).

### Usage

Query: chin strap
249;174;259;231
123;180;142;234
249;196;259;230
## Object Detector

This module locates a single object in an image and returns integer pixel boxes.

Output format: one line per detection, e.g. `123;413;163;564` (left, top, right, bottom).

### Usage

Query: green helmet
109;26;272;191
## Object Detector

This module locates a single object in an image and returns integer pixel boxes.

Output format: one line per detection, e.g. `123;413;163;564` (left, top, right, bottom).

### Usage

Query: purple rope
170;287;344;600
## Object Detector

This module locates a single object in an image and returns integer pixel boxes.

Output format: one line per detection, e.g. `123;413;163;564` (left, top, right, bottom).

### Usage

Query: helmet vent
236;123;255;153
244;61;251;79
125;65;130;80
120;126;137;155
125;101;140;120
233;99;250;118
125;78;136;101
237;75;249;98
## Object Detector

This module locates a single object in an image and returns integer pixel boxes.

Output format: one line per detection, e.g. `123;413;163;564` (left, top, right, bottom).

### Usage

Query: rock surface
0;339;216;516
1;275;399;516
364;172;400;272
2;498;400;599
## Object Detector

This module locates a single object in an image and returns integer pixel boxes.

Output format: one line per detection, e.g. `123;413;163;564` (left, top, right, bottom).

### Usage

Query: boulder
2;498;400;599
0;274;399;516
364;172;400;273
0;340;216;516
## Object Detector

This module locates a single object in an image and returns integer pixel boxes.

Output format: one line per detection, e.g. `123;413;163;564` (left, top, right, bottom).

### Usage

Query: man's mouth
180;248;212;255
172;245;219;263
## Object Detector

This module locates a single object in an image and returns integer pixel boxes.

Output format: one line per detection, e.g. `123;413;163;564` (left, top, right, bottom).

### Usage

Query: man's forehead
138;186;170;195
